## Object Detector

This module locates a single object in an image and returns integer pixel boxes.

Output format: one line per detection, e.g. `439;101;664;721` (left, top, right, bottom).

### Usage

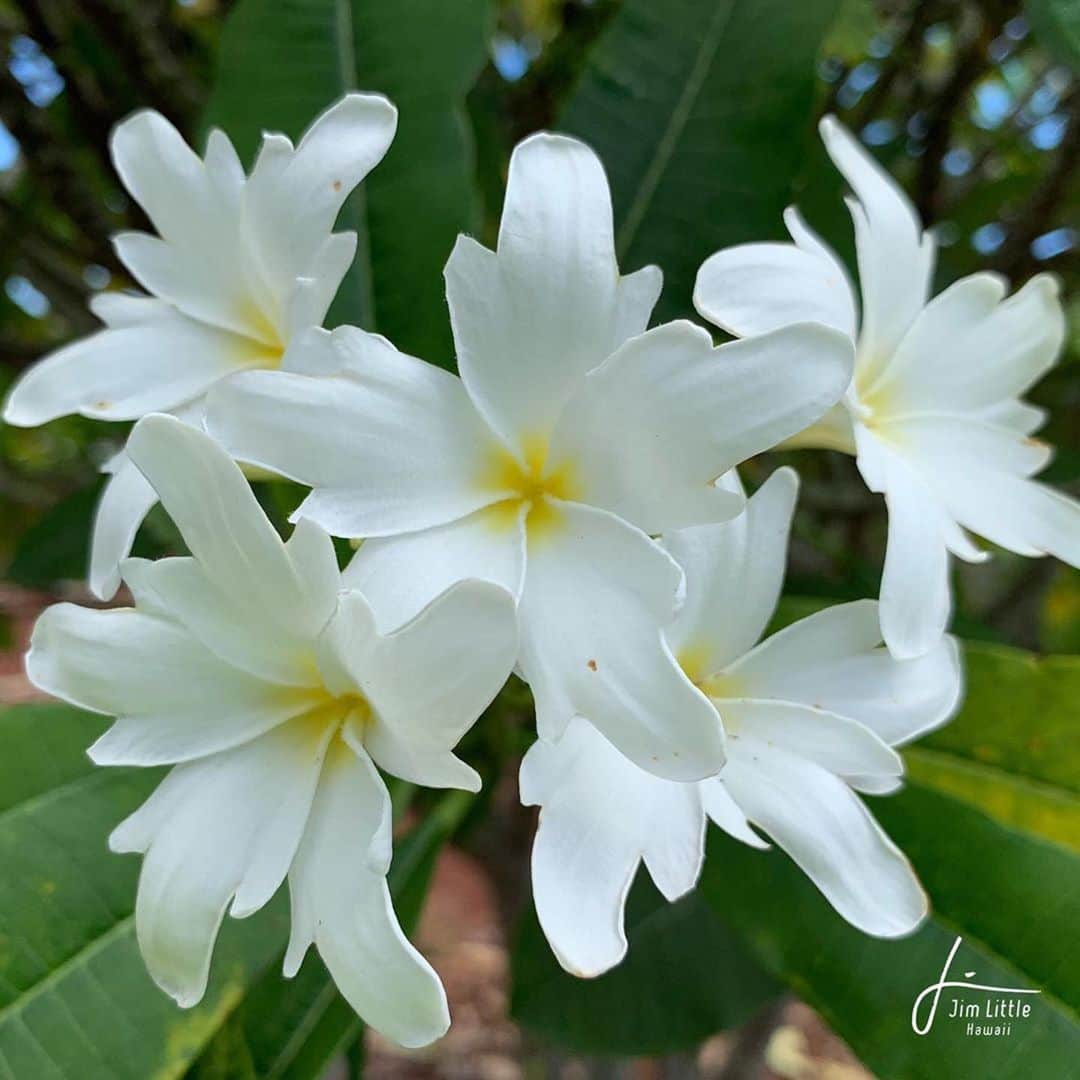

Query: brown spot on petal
586;659;597;671
332;179;342;191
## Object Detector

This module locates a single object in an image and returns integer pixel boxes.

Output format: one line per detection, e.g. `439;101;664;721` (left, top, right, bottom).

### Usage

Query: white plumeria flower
206;132;854;782
693;116;1079;659
25;415;517;1048
3;94;397;601
521;468;962;977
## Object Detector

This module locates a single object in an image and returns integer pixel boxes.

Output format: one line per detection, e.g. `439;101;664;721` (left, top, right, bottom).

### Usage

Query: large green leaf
511;871;779;1055
0;703;464;1079
0;704;287;1079
703;784;1080;1078
560;0;840;322
908;644;1080;851
204;0;491;366
1025;0;1080;70
6;483;101;589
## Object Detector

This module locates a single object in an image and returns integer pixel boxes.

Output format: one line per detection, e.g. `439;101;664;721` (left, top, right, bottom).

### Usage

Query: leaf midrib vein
333;0;377;331
0;768;111;832
905;745;1080;806
0;916;134;1029
616;0;738;258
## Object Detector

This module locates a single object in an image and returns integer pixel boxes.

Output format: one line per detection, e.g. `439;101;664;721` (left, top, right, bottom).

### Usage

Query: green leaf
6;482;174;590
511;872;779;1055
908;644;1080;851
204;0;492;366
1025;0;1080;71
184;791;472;1079
559;0;840;322
0;704;287;1080
7;482;101;589
703;784;1080;1078
0;702;466;1079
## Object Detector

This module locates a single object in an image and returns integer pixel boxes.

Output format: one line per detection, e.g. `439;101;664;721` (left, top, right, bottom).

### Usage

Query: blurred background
0;1;1077;1077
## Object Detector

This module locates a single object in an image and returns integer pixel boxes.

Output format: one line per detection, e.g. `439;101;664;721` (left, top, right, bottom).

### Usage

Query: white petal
362;722;482;793
518;500;725;782
861;274;1064;415
549;321;851;535
880;489;952;660
698;778;769;848
362;580;518;744
285;515;344;618
89;453;159;600
120;556;319;688
614;264;663;342
285;738;449;1048
520;718;705;977
109;111;274;341
849;774;904;795
641;790;709;903
982;398;1047;437
722;747;926;937
1;315;259;426
112;231;278;345
87;291;173;327
883;413;1053;480
203;128;245;199
694;208;857;339
244;94;397;304
250;131;293;181
731;600;963;745
855;429;952;659
663;468;798;673
878;414;1080;566
276;325;341;380
27;604;306;765
445;134;624;449
111;718;330;1007
320;583;517;784
207;331;497;538
110;110;218;248
819;117;935;378
127;415;340;641
856;424;984;566
283;232;358;334
344;504;527;632
937;469;1080;567
716;699;903;781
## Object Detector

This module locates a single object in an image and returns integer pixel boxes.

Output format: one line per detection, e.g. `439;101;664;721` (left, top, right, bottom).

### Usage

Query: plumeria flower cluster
207;132;853;780
9;95;1075;1046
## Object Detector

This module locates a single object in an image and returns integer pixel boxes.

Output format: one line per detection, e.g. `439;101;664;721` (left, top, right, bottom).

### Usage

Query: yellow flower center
677;644;744;700
478;435;582;539
291;689;373;744
232;295;288;369
699;670;746;701
676;644;712;687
